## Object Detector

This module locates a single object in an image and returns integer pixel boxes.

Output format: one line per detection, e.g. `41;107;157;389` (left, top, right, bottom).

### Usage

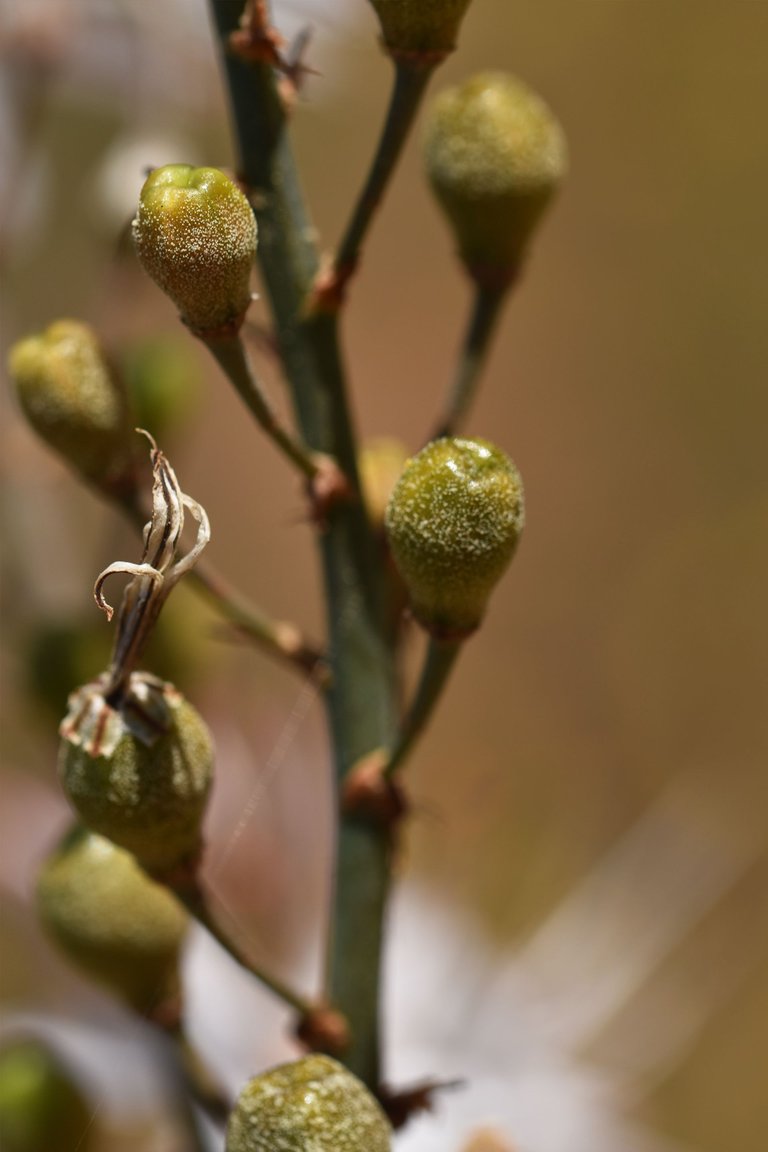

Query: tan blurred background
1;1;767;1150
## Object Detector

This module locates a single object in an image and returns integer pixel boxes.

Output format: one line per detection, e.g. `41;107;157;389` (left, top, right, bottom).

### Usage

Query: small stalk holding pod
424;73;567;436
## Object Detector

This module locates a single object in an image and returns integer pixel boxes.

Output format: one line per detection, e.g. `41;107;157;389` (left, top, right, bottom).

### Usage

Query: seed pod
359;438;410;532
37;825;188;1016
366;0;473;57
425;72;567;283
132;165;257;336
385;437;524;638
8;320;134;489
59;672;213;874
0;1039;93;1152
226;1055;391;1152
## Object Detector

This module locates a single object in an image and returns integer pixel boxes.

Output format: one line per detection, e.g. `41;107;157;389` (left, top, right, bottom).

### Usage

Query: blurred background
1;1;767;1150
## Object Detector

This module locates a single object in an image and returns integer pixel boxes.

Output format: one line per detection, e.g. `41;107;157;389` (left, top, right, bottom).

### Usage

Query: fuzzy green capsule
385;437;524;638
425;72;567;282
367;0;473;56
0;1039;93;1152
8;320;134;488
226;1055;391;1152
37;825;188;1016
132;165;257;336
59;672;213;874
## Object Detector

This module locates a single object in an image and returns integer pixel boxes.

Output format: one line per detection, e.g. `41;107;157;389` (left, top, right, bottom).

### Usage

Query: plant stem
331;58;435;291
178;876;315;1017
385;638;462;777
209;0;399;1088
204;332;320;479
432;283;508;439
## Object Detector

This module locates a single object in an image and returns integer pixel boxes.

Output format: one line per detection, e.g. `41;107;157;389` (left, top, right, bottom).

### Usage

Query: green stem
204;333;320;479
433;283;508;439
332;58;435;285
386;638;462;777
209;0;399;1088
178;878;315;1017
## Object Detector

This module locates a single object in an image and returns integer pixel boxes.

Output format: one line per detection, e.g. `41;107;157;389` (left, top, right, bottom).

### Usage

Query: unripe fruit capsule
366;0;473;57
8;320;134;488
226;1055;391;1152
425;72;567;282
385;437;524;638
59;672;214;874
0;1039;93;1152
36;825;188;1016
132;165;258;336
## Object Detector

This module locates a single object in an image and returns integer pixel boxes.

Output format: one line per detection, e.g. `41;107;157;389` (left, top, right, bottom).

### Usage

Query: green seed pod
132;165;257;336
59;672;214;874
226;1055;391;1152
385;437;524;638
367;0;473;57
0;1039;93;1152
8;320;135;489
36;825;188;1016
424;72;567;282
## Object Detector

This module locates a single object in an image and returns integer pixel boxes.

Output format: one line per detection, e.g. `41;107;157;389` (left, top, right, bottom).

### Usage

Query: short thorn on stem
294;1005;352;1058
342;749;409;830
378;1076;465;1131
308;452;356;527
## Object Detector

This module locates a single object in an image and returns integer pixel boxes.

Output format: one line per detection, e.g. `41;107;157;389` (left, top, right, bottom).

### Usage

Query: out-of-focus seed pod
59;672;214;874
424;72;567;284
359;438;410;533
121;336;203;442
366;0;473;57
385;437;524;638
36;825;188;1016
0;1039;93;1152
8;320;135;491
226;1055;391;1152
132;165;257;336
